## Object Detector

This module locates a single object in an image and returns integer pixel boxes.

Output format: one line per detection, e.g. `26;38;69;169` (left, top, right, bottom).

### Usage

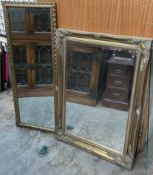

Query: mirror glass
65;42;136;153
33;8;50;32
9;7;26;32
8;6;55;129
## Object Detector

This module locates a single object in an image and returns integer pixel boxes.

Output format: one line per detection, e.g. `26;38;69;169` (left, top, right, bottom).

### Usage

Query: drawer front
108;64;132;77
107;75;130;90
103;99;128;111
104;88;129;101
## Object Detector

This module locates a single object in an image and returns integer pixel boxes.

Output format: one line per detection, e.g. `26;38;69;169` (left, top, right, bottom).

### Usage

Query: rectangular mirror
3;2;56;131
66;43;135;153
57;29;151;169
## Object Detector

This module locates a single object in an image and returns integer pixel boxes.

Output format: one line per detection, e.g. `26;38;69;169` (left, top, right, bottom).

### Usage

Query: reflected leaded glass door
9;6;54;97
66;45;102;106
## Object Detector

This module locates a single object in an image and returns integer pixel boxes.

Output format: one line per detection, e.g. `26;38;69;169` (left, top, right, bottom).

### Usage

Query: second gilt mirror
3;2;57;131
56;29;151;169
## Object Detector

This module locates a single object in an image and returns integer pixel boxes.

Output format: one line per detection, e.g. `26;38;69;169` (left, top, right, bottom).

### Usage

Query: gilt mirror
3;2;56;131
56;29;151;169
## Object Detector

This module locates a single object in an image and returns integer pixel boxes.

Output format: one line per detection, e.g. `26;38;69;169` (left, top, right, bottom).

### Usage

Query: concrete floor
18;95;128;153
0;90;153;175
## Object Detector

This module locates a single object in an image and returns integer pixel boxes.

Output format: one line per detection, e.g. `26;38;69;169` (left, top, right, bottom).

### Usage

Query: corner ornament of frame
140;56;149;72
136;107;141;119
56;30;65;46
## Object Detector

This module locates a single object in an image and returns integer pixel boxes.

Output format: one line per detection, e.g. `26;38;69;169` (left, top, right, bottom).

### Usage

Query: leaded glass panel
32;8;50;32
35;46;53;85
15;68;27;85
8;8;26;32
13;46;27;85
67;48;93;93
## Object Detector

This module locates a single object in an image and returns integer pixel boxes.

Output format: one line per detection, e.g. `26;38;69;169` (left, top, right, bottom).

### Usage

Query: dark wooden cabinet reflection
103;56;134;111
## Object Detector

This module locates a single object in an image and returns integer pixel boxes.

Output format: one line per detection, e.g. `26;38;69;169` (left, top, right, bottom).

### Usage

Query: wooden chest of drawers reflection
102;57;134;111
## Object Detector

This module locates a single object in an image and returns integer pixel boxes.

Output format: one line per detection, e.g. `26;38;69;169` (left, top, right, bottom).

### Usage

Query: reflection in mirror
8;8;26;32
32;8;50;32
13;44;55;129
13;46;27;85
19;96;54;128
7;5;55;130
65;42;136;153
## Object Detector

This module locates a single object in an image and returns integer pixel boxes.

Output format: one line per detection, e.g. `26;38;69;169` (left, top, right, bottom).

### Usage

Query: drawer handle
115;69;123;74
114;80;122;85
112;92;121;97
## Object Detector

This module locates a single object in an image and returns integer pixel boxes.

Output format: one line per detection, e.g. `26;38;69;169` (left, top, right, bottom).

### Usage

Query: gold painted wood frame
56;29;151;169
2;1;57;132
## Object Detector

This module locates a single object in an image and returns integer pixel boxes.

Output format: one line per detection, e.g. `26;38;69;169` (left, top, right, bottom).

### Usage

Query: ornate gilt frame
56;29;151;169
2;1;57;132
